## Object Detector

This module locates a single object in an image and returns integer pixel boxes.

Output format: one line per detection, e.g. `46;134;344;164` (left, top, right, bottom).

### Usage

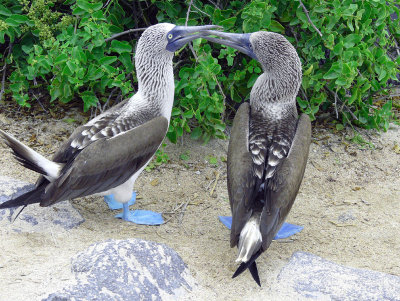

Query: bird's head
202;30;302;92
136;23;221;61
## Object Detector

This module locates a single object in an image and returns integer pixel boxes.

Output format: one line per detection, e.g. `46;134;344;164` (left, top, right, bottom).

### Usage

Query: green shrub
0;0;399;142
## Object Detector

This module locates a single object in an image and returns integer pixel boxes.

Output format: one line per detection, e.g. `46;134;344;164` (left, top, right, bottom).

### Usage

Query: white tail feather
0;129;63;181
236;214;262;263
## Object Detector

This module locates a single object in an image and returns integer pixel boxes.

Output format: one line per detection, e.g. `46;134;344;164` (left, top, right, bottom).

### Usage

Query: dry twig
185;0;194;26
104;28;147;43
209;171;220;196
324;85;358;120
298;0;323;38
0;44;12;103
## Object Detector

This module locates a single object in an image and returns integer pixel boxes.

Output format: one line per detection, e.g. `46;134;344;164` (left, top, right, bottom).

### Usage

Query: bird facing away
0;23;219;223
203;31;311;285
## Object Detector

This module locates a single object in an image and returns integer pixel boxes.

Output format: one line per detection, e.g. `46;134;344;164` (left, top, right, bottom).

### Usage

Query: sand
0;108;399;300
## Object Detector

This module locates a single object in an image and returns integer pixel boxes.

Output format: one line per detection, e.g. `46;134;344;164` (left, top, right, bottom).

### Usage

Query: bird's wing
40;116;168;206
260;113;311;250
34;99;133;187
52;98;131;164
227;102;255;248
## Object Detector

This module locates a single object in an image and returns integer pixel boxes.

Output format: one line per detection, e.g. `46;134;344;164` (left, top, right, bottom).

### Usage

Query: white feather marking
0;130;63;181
265;168;275;178
100;129;108;136
273;148;284;158
81;129;90;136
236;214;262;263
268;158;280;166
277;140;289;146
253;156;263;165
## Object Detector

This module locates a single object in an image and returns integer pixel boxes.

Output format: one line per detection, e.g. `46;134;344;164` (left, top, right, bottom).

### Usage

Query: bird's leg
121;202;134;221
108;192;164;225
115;199;136;222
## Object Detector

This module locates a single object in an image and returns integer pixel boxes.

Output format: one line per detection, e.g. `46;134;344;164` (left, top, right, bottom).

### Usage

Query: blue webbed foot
218;216;303;240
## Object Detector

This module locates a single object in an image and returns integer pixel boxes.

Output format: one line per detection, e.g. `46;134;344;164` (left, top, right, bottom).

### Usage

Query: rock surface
275;252;400;301
0;176;84;232
44;239;196;301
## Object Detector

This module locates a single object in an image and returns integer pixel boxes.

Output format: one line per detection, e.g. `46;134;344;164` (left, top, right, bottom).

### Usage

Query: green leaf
343;34;362;48
183;109;194;119
87;66;104;80
6;14;29;25
335;77;348;86
336;123;344;131
167;128;177;143
77;0;103;12
303;65;313;76
269;20;285;34
323;68;339;80
207;156;218;165
247;73;258;88
110;40;132;54
81;91;99;112
171;107;181;116
54;53;68;65
72;47;87;63
219;17;237;29
118;53;134;72
0;4;12;16
99;56;118;65
190;127;202;140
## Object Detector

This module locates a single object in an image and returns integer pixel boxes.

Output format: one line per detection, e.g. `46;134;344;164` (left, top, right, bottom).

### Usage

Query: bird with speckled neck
0;23;219;224
203;30;311;285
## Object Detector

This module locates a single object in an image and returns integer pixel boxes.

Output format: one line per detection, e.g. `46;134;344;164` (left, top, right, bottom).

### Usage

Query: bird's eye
249;43;253;50
168;34;173;39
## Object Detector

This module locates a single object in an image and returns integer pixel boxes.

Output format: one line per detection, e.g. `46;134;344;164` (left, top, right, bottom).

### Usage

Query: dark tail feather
232;249;263;285
0;184;45;209
249;262;261;287
13;205;28;222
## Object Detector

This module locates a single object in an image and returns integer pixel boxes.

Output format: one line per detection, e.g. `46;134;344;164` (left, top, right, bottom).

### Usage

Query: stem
104;28;147;43
298;0;323;38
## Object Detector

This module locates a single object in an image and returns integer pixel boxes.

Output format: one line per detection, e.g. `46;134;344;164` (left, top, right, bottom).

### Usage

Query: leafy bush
0;0;399;142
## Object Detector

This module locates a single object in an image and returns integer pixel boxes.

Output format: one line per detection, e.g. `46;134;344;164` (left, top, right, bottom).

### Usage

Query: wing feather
227;102;255;248
260;113;311;250
40;116;168;206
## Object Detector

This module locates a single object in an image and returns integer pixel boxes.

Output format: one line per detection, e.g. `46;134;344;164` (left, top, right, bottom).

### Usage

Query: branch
362;83;400;101
0;44;12;103
324;85;358;120
185;0;194;26
192;4;211;18
299;87;309;102
207;0;221;10
0;60;7;103
104;28;147;43
298;0;323;38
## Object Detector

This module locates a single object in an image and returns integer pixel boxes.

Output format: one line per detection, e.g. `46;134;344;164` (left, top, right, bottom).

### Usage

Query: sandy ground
0;108;399;300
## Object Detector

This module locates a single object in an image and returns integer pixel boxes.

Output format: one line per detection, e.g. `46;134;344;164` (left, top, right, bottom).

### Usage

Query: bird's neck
251;71;300;103
136;56;175;121
250;72;299;120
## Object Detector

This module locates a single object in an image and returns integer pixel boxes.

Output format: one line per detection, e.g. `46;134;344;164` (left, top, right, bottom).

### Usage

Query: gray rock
0;176;84;232
44;239;196;301
275;252;400;301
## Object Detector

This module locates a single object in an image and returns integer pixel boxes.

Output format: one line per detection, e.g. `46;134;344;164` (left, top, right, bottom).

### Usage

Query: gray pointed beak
201;31;257;60
166;25;222;52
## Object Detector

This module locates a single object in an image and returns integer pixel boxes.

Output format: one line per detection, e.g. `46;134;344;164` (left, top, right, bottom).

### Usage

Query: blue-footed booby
204;31;311;285
0;23;219;223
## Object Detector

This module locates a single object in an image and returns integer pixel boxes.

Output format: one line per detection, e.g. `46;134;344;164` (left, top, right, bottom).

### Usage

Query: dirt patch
0;109;399;300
